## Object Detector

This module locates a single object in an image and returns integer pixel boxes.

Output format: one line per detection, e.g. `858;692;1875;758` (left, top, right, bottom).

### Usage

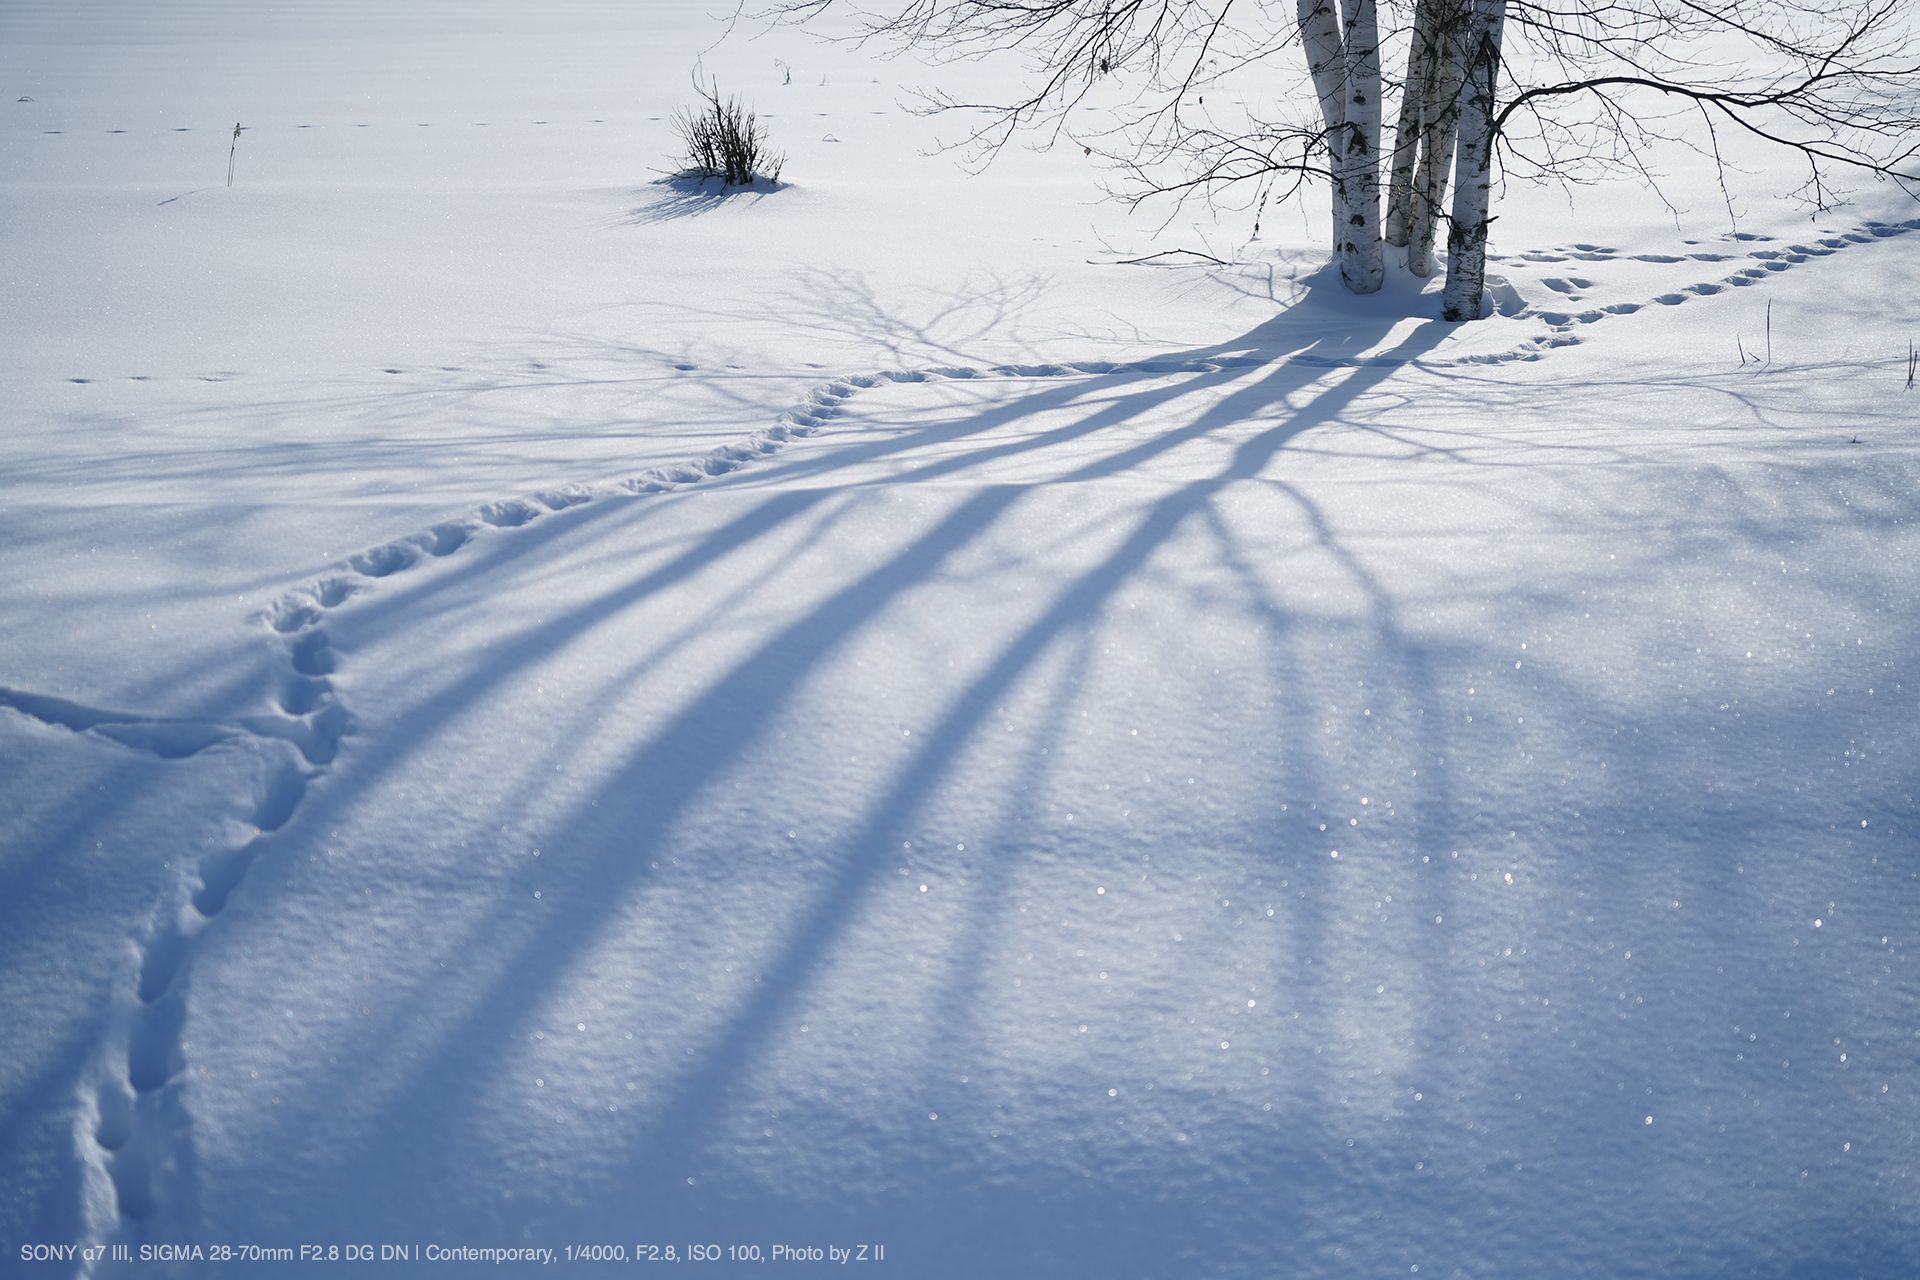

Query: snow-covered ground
4;2;1918;1276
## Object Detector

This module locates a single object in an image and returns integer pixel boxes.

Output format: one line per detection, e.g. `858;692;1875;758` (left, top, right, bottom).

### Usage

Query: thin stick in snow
227;123;241;187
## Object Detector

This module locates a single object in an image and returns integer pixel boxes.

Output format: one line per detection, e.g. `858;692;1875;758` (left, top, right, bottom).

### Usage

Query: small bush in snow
674;83;782;188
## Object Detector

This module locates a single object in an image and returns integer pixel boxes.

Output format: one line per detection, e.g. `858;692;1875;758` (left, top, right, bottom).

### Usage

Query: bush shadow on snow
621;172;789;226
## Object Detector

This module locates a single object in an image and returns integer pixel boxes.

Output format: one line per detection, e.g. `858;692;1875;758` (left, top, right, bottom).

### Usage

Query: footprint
422;522;473;556
93;1081;135;1151
480;499;542;528
273;604;321;634
110;1144;154;1220
252;763;308;832
137;932;190;1004
290;631;335;676
315;577;360;607
533;488;591;511
126;992;186;1091
192;838;265;917
246;699;349;766
350;543;416;578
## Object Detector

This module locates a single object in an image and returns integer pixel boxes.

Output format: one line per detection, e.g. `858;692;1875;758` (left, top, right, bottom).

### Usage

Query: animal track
350;544;417;577
1473;216;1920;356
4;645;345;1244
50;120;610;137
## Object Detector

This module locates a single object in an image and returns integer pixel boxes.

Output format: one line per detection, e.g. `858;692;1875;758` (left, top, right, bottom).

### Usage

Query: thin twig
1098;248;1233;265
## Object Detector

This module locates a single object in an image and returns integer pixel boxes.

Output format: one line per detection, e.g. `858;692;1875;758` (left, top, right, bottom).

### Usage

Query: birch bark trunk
1383;0;1435;248
1441;0;1504;321
1337;0;1383;292
1407;0;1467;277
1297;0;1349;252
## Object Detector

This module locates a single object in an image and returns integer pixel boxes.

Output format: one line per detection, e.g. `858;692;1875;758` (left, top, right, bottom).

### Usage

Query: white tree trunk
1441;0;1504;321
1297;0;1349;252
1383;0;1434;248
1407;0;1467;277
1337;0;1383;292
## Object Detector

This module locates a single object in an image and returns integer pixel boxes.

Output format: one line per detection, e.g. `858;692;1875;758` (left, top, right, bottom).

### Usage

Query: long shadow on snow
239;283;1919;1274
265;307;1450;1243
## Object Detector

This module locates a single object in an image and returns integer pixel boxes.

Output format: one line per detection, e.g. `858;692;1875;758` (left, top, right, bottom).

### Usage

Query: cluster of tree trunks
772;0;1920;322
1300;0;1504;317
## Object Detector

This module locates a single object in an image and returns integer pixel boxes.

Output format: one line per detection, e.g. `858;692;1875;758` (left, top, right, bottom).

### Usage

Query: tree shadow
145;267;1920;1275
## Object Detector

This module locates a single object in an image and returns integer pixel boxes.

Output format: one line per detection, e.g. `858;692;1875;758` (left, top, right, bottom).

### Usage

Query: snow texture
2;2;1917;1277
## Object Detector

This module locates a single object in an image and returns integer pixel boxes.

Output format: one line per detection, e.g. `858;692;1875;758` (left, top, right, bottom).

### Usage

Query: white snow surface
3;2;1918;1276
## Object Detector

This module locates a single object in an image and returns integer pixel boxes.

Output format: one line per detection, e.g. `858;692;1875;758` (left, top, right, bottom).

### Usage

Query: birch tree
1384;0;1469;277
1440;0;1504;320
763;0;1920;319
1338;0;1385;292
1300;0;1385;291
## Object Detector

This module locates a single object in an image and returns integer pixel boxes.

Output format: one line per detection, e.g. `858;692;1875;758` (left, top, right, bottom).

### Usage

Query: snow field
3;1;1919;1277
